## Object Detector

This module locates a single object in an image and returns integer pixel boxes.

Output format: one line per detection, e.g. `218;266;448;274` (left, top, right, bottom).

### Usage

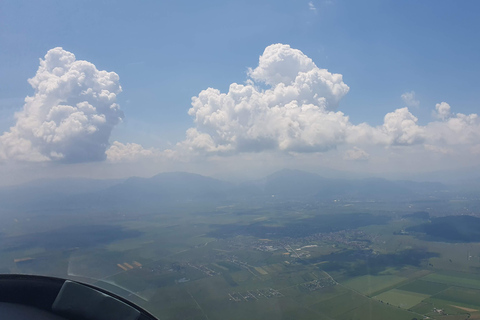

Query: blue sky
1;1;480;183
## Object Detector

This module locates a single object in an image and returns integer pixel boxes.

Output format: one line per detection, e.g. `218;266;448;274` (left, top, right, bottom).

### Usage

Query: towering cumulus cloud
178;43;480;158
0;47;123;163
181;44;351;154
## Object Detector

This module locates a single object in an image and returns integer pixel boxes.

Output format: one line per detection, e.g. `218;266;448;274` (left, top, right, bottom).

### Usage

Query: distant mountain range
0;169;460;213
250;169;446;200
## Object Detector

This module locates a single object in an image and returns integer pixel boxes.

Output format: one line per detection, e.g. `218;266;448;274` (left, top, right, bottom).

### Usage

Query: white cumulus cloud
344;147;369;161
4;44;480;171
177;44;480;161
381;107;425;145
178;44;435;155
432;102;451;120
401;91;419;107
426;108;480;145
106;141;160;162
180;44;352;154
0;47;123;163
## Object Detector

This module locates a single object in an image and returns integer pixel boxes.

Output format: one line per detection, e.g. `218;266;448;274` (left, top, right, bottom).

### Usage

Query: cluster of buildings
228;288;283;302
302;278;336;291
185;262;218;277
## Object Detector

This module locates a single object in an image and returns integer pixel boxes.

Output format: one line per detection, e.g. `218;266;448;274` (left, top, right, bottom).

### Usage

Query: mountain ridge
0;169;453;212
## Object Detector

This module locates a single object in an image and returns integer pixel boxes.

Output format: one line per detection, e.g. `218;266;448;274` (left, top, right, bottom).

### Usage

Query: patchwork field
3;199;480;320
425;287;480;312
337;300;417;320
422;272;480;290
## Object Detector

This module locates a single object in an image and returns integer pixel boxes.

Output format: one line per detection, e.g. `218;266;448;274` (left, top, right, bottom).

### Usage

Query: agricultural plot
373;289;429;309
409;301;435;314
197;295;326;320
336;299;418;320
254;266;268;275
409;287;480;317
430;287;480;310
287;284;347;306
309;291;369;318
416;300;476;316
422;272;480;290
398;279;449;295
341;274;407;296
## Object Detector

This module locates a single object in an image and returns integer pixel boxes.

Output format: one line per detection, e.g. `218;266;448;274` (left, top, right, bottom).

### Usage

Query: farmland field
429;287;480;309
373;289;429;309
309;291;370;318
422;272;480;290
341;274;407;296
397;279;449;295
337;300;417;320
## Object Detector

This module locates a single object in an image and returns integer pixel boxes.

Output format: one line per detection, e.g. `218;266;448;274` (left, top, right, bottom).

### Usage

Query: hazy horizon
2;166;480;190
